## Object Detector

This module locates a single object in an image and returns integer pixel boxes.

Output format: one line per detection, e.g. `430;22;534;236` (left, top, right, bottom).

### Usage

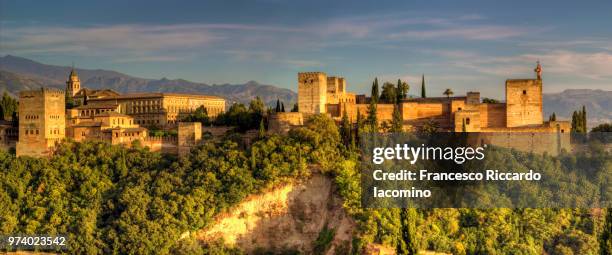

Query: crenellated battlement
20;88;65;98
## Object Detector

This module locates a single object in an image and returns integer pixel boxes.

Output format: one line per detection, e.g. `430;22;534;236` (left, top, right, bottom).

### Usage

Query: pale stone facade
296;63;569;136
178;122;202;156
65;68;225;129
15;70;223;157
16;88;66;157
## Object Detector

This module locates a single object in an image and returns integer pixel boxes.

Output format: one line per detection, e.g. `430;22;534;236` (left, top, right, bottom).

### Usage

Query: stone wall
401;101;451;130
268;112;304;134
454;110;481;132
468;131;570;156
479;103;507;128
178;122;202;156
142;136;178;154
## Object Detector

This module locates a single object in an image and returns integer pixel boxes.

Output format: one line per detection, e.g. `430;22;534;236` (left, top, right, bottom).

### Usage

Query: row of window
136;119;160;125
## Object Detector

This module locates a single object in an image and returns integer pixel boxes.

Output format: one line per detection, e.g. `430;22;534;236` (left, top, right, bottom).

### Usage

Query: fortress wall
376;104;395;124
506;79;543;127
268;112;304;134
479;103;507;128
401;102;451;129
326;104;340;117
454;111;481;132
142;136;178;154
468;132;570;156
202;126;232;137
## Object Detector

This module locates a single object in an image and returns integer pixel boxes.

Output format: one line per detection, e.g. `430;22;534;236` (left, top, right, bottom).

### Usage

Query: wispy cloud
426;49;612;80
388;25;532;40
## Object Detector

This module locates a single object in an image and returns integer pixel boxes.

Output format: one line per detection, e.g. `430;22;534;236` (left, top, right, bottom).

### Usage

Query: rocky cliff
198;173;355;254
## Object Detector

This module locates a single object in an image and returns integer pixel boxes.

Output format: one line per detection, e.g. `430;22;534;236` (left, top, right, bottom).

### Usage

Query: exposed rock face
198;174;354;254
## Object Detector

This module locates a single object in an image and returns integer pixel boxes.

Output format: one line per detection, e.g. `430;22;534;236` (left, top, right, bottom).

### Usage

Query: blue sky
1;0;611;99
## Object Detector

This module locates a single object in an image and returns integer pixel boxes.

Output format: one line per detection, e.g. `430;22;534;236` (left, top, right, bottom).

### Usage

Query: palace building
268;62;572;155
65;69;225;129
14;69;225;157
294;62;570;133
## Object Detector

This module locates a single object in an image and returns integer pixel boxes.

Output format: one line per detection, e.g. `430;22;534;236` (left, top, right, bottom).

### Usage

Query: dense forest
0;114;611;254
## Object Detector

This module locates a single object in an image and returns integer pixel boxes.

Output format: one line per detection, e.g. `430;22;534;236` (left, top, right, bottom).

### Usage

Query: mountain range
0;55;297;106
0;55;609;127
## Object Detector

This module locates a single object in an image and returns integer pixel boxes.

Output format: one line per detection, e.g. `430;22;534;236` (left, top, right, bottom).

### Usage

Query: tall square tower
16;88;66;157
505;79;543;127
298;72;327;114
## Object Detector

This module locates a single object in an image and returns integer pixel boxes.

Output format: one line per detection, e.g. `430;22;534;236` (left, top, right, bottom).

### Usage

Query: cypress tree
572;111;577;132
601;208;612;255
356;110;362;143
398;208;418;255
340;107;351;146
371;78;380;103
391;103;403;132
275;99;281;112
281;102;285;112
367;98;378;132
421;74;426;98
582;105;587;133
291;103;298;112
258;118;266;138
396;79;403;102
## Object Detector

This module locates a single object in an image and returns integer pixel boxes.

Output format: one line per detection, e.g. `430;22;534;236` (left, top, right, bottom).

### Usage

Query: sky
1;0;611;99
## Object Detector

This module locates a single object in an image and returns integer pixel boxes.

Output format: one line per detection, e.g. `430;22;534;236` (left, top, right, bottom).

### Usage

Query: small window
458;107;462;111
466;118;471;125
522;90;527;95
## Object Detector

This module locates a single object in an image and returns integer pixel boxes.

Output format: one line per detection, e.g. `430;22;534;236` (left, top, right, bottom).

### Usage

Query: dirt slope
198;173;355;254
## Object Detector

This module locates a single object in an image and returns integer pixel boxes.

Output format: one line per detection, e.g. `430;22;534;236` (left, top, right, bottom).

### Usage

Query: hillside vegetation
0;114;611;254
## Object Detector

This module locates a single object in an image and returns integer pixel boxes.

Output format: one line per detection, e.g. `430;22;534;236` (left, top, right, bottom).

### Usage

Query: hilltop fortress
13;69;225;157
4;62;574;157
271;63;572;154
292;63;570;133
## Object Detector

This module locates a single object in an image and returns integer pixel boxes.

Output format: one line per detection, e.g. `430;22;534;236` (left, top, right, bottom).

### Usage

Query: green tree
182;105;210;124
367;98;378;132
249;96;265;115
391;104;402;133
572;111;578;131
281;102;285;112
592;123;612;132
421;74;426;98
549;112;557;121
601;209;612;255
582;105;587;132
443;88;454;98
396;79;409;102
482;98;500;103
371;78;380;103
259;118;266;138
275;99;281;112
291;103;299;112
0;92;18;121
397;208;418;255
340;107;351;147
380;82;397;104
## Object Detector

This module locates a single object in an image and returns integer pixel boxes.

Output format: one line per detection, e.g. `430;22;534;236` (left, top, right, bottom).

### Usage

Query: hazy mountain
543;89;612;128
0;55;296;105
1;55;609;127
